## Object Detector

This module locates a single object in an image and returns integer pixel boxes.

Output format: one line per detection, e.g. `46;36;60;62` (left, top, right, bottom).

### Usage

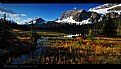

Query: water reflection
12;46;45;64
12;38;49;64
12;38;52;64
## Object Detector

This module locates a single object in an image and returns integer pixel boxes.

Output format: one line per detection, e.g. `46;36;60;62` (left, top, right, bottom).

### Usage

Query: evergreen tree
100;16;117;37
0;14;18;48
116;18;121;36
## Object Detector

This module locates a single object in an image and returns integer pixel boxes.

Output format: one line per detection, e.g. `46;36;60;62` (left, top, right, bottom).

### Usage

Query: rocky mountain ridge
55;3;121;25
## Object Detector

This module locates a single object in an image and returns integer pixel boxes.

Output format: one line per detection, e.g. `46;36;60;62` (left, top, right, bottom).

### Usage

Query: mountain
29;16;45;25
59;9;91;21
34;17;45;25
55;3;121;25
88;3;121;15
55;9;92;25
55;9;102;25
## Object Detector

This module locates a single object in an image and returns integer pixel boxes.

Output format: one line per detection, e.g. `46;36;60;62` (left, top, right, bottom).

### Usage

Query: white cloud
21;14;26;17
23;18;33;22
0;9;32;24
11;17;33;24
10;14;20;18
5;13;32;24
0;11;5;15
14;17;22;20
73;7;77;10
6;18;11;20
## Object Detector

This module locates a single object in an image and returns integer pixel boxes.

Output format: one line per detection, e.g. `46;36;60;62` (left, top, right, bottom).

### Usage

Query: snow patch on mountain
55;16;91;25
88;4;121;15
55;4;121;25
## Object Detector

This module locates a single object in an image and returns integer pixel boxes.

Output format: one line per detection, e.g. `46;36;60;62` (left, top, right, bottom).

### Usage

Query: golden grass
13;29;23;32
41;37;121;64
17;36;31;40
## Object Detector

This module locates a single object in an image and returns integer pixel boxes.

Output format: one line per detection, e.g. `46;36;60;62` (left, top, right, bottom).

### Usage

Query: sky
0;3;104;24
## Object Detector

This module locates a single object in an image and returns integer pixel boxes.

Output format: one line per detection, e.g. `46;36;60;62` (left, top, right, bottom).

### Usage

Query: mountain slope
55;9;103;25
33;17;45;25
55;9;92;25
55;3;121;25
28;17;46;25
88;3;121;15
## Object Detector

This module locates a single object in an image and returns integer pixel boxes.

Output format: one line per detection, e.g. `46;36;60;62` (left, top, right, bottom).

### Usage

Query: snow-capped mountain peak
55;16;91;25
89;3;119;11
88;3;121;15
28;16;45;25
55;3;121;25
55;9;94;25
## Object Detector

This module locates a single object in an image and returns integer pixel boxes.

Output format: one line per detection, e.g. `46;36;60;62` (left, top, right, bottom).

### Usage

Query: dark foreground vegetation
0;14;37;64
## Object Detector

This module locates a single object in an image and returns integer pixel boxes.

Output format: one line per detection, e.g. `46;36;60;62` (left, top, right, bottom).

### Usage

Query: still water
12;38;48;64
11;36;70;64
12;47;42;64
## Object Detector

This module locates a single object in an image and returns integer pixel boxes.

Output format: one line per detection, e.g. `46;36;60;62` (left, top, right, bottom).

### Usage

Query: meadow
19;30;121;64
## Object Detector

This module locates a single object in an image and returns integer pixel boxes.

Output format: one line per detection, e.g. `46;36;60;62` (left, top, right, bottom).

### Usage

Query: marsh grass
39;36;121;64
8;29;121;64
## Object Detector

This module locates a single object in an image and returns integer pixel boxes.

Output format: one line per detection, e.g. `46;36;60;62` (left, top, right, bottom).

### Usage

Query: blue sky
0;3;104;24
